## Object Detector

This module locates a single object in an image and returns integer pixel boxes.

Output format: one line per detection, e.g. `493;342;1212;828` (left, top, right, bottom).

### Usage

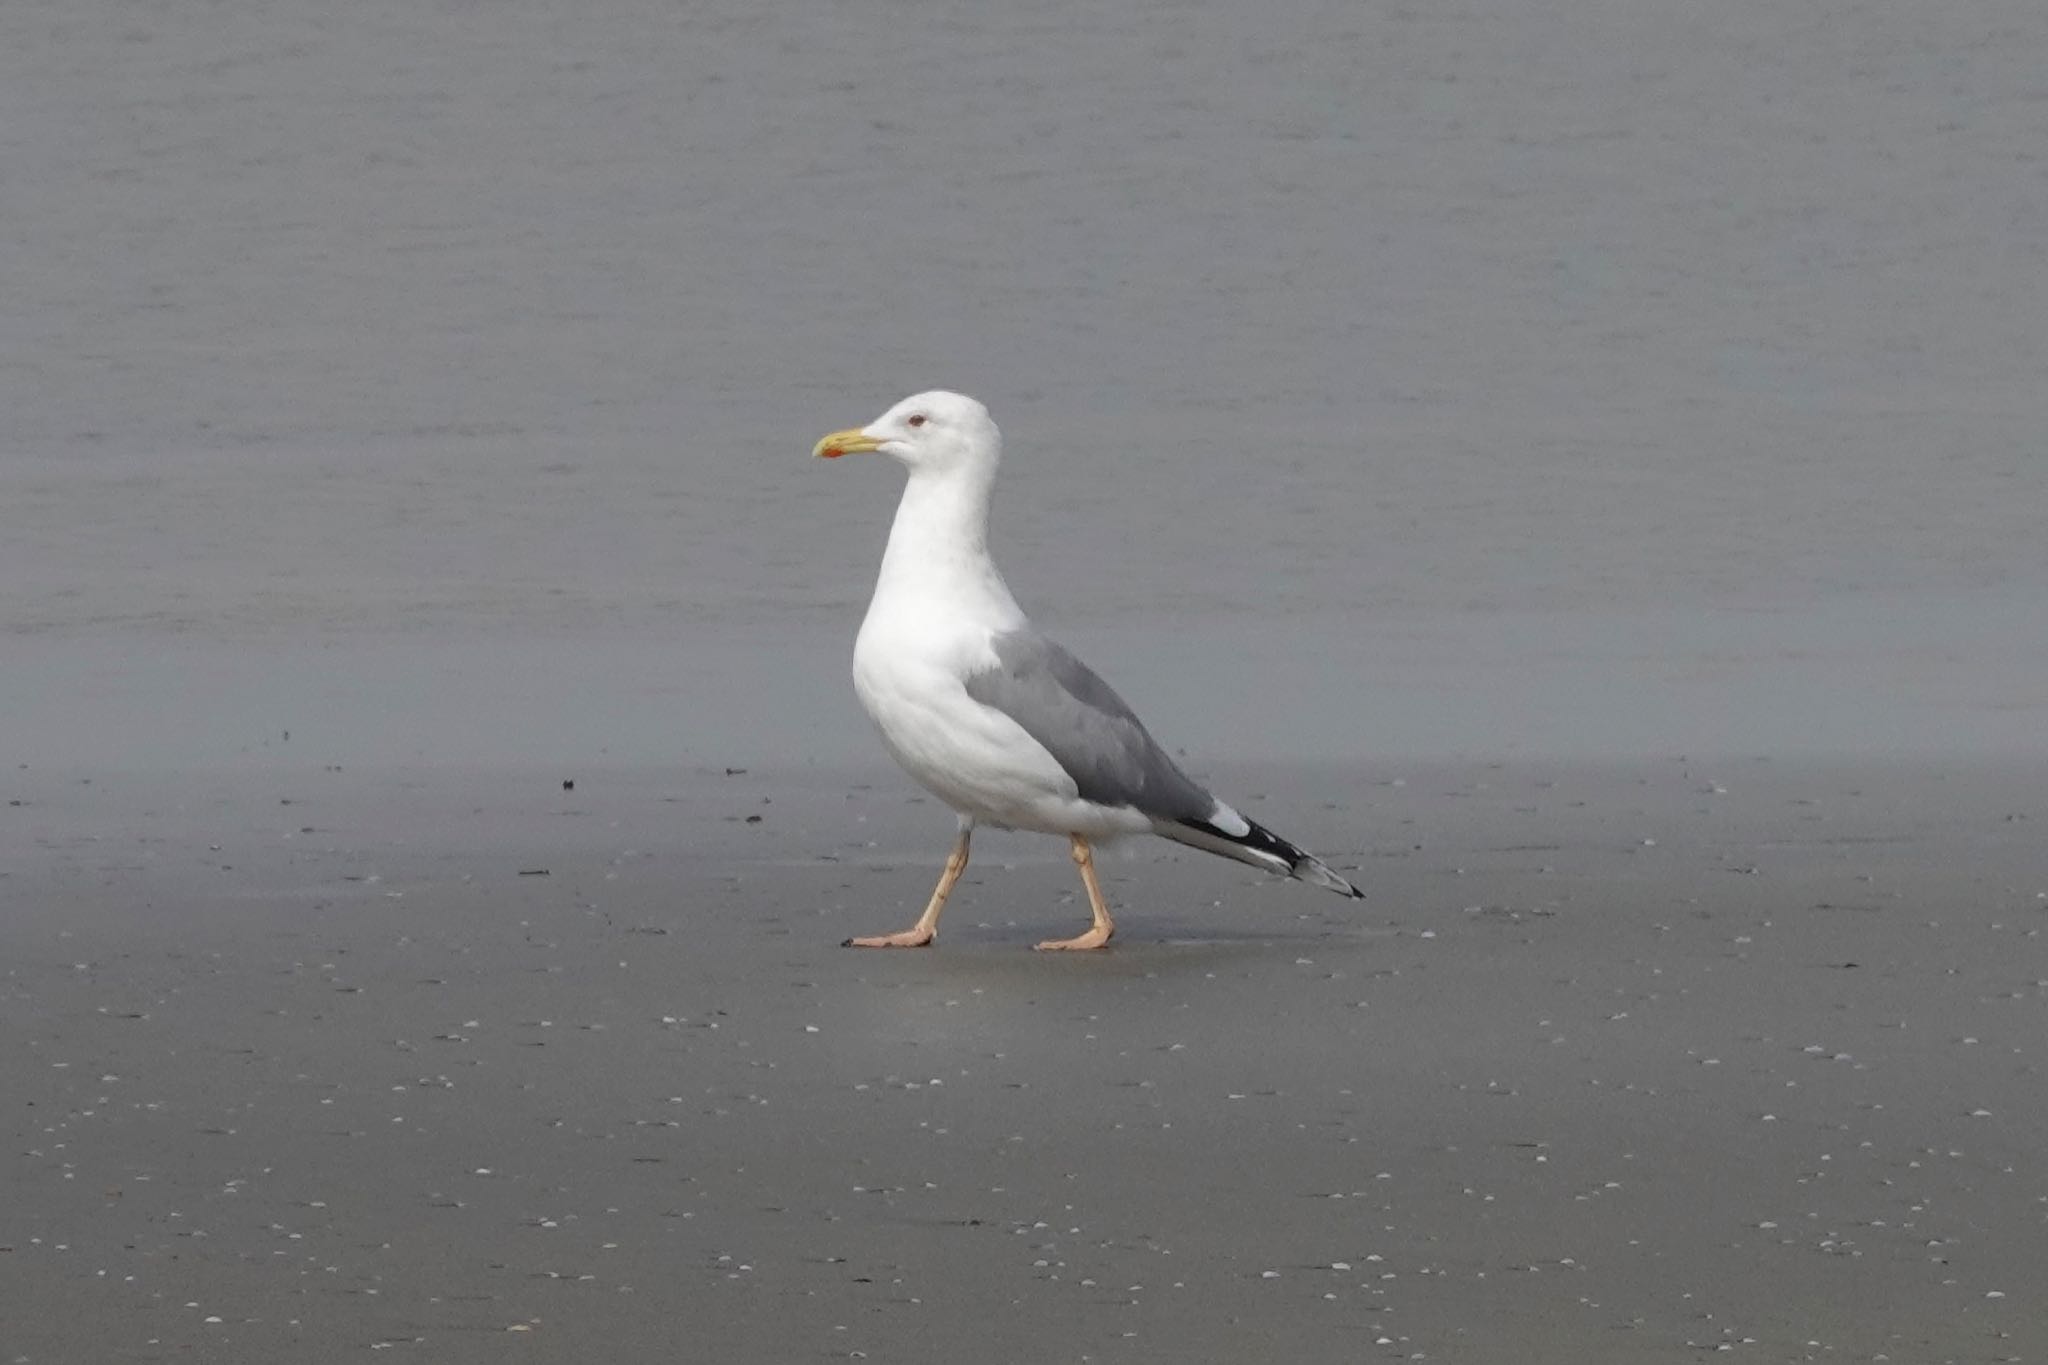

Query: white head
813;390;1000;477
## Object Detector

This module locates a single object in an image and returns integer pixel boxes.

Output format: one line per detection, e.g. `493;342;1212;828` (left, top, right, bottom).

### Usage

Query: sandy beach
7;756;2044;1362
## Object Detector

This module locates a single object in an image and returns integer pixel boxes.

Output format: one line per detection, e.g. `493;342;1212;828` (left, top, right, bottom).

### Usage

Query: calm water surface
3;1;2043;767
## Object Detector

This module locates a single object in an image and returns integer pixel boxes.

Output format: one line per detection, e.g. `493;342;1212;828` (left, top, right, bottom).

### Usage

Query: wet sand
7;757;2044;1362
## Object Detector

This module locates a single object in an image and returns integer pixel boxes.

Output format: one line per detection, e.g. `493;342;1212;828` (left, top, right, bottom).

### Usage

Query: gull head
813;390;999;475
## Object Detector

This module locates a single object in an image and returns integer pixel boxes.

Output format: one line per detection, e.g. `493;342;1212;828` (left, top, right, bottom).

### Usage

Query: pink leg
1035;835;1115;951
846;825;971;948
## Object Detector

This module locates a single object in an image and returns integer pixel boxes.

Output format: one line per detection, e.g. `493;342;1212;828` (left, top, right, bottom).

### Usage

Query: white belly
852;617;1147;839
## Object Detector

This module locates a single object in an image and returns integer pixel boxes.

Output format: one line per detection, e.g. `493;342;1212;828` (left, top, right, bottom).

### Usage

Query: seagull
814;391;1361;950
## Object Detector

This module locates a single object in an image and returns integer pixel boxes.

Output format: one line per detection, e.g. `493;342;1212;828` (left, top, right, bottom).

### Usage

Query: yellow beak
813;427;884;459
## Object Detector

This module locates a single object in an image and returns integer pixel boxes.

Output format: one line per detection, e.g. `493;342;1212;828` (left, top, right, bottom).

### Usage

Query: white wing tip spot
1209;802;1251;838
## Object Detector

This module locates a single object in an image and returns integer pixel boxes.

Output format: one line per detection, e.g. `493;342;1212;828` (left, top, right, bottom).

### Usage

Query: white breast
847;458;1149;838
855;601;1156;835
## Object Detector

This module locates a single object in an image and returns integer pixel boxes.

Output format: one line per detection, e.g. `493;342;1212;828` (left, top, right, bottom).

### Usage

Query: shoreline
7;755;2043;1361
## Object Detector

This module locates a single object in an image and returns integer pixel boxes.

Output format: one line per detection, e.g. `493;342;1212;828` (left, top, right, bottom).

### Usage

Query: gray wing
963;628;1214;821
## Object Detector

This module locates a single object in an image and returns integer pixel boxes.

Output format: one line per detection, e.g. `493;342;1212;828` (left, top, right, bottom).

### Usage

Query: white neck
869;459;1023;626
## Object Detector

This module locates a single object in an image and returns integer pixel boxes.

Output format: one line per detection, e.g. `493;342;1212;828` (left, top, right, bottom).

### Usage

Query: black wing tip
1179;815;1364;897
1178;814;1291;860
1299;857;1365;898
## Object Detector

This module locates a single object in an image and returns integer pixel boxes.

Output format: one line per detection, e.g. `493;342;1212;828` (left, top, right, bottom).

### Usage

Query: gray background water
5;0;2044;769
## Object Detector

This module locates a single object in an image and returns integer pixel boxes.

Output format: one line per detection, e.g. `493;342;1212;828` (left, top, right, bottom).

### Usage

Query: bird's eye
906;413;927;428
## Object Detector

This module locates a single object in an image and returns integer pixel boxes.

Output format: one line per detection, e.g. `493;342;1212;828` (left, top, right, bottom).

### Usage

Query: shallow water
3;0;2044;767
